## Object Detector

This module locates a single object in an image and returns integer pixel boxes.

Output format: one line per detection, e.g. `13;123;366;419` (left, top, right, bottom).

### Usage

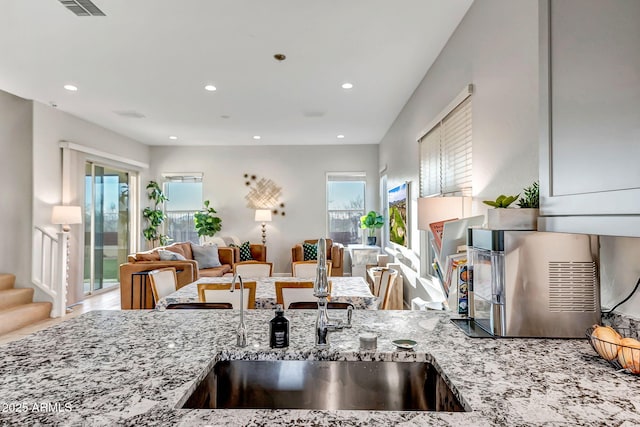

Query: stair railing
32;226;67;318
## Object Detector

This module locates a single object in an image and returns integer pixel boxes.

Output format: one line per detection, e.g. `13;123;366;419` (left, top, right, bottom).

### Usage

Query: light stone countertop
0;309;639;426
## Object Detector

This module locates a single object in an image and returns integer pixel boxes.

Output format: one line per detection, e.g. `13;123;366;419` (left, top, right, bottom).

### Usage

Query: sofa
119;241;234;309
291;238;344;276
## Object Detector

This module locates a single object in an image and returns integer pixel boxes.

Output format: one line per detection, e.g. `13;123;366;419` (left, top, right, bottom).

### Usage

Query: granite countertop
1;309;639;426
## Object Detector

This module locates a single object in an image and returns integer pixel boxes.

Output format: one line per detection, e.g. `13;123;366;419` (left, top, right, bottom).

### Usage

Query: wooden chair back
148;267;178;306
377;268;399;310
291;261;332;278
233;261;273;277
197;282;257;309
275;281;331;309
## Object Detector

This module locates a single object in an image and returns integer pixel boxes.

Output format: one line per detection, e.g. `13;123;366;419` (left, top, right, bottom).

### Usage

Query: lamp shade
254;209;272;222
417;197;471;230
51;205;82;230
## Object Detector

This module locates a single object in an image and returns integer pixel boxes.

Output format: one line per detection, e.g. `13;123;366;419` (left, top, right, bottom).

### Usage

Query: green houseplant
517;181;539;208
194;200;222;240
483;194;520;208
142;181;171;248
360;210;384;245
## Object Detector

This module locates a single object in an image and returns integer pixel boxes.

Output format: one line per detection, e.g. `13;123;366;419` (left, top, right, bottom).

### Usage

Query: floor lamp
255;209;272;245
51;205;82;316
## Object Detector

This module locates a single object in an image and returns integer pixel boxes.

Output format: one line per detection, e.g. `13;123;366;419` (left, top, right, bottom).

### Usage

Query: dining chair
291;261;332;278
148;267;178;307
197;282;257;309
288;301;353;310
376;268;399;310
233;261;273;277
165;302;233;309
275;281;332;309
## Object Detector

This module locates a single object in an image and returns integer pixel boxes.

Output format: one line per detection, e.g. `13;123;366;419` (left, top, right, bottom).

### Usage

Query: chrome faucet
314;238;352;348
230;273;248;347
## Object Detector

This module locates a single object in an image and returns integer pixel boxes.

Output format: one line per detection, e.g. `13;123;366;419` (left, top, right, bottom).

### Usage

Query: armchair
231;243;267;264
291;238;344;276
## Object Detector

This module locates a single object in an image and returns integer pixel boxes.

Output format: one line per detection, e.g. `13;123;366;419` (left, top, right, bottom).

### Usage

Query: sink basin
182;360;465;412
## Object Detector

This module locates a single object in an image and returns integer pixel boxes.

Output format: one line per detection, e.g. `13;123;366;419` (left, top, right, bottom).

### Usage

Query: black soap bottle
269;305;289;348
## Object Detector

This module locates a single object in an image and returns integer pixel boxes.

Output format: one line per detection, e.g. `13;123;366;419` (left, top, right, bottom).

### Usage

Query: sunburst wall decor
244;173;286;216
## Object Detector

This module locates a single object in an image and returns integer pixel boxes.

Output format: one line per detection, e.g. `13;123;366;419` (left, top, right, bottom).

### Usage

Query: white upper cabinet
539;0;640;237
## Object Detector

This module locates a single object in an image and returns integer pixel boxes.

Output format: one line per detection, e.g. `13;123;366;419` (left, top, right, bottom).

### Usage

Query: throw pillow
191;243;222;269
164;243;187;258
230;241;254;261
158;249;187;261
303;242;318;261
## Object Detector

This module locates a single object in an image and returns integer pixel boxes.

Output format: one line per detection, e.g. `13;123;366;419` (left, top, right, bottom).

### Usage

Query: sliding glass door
84;162;130;295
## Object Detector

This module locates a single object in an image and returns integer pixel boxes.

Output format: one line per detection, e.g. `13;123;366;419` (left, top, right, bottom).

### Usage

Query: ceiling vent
59;0;105;16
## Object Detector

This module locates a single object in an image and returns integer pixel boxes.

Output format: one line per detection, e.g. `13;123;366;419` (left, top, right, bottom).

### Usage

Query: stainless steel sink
182;360;465;412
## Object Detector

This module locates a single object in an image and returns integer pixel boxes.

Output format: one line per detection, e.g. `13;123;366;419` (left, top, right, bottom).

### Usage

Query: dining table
155;276;378;310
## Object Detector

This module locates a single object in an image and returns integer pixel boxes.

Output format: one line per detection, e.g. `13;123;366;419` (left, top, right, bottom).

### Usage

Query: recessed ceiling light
64;84;78;91
169;136;178;140
253;135;261;140
337;134;345;139
204;85;217;91
341;83;353;89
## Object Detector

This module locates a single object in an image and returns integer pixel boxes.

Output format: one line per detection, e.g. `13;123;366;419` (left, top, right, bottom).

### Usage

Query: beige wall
0;90;33;289
150;144;379;274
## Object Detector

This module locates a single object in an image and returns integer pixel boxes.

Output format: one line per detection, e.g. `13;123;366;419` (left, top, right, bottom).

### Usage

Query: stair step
0;302;52;336
0;273;16;290
0;288;34;310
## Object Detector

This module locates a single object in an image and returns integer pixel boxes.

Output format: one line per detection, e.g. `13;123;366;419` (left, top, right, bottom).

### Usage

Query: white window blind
441;97;472;195
418;91;472;197
419;125;441;197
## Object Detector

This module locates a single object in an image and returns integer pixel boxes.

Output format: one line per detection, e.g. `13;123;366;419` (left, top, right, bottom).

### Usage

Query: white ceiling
0;0;473;146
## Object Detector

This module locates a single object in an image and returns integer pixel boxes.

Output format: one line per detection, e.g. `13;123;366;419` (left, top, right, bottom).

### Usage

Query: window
419;86;472;197
326;173;366;245
163;174;203;244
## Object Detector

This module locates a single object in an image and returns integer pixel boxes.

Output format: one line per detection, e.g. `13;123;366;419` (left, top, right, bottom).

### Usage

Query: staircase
0;273;52;336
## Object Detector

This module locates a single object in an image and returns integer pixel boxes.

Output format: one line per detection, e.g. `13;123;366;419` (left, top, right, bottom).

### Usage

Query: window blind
419;125;441;197
441;97;472;195
327;172;366;182
162;173;203;183
418;93;472;197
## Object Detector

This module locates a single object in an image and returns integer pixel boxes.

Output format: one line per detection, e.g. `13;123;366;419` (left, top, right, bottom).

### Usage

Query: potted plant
483;182;539;230
360;211;384;245
194;200;222;242
142;181;171;248
517;181;539;209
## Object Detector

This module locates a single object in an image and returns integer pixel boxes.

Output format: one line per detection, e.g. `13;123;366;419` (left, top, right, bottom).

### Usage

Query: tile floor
0;288;121;345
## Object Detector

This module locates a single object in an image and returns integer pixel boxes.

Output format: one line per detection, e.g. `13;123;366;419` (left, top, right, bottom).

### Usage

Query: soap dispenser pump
269;305;289;348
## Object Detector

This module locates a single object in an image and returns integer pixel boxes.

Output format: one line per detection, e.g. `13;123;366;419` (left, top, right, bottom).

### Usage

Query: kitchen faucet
314;238;352;347
230;273;248;347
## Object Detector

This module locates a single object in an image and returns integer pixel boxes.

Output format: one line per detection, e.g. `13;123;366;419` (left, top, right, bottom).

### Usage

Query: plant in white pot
484;182;539;230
